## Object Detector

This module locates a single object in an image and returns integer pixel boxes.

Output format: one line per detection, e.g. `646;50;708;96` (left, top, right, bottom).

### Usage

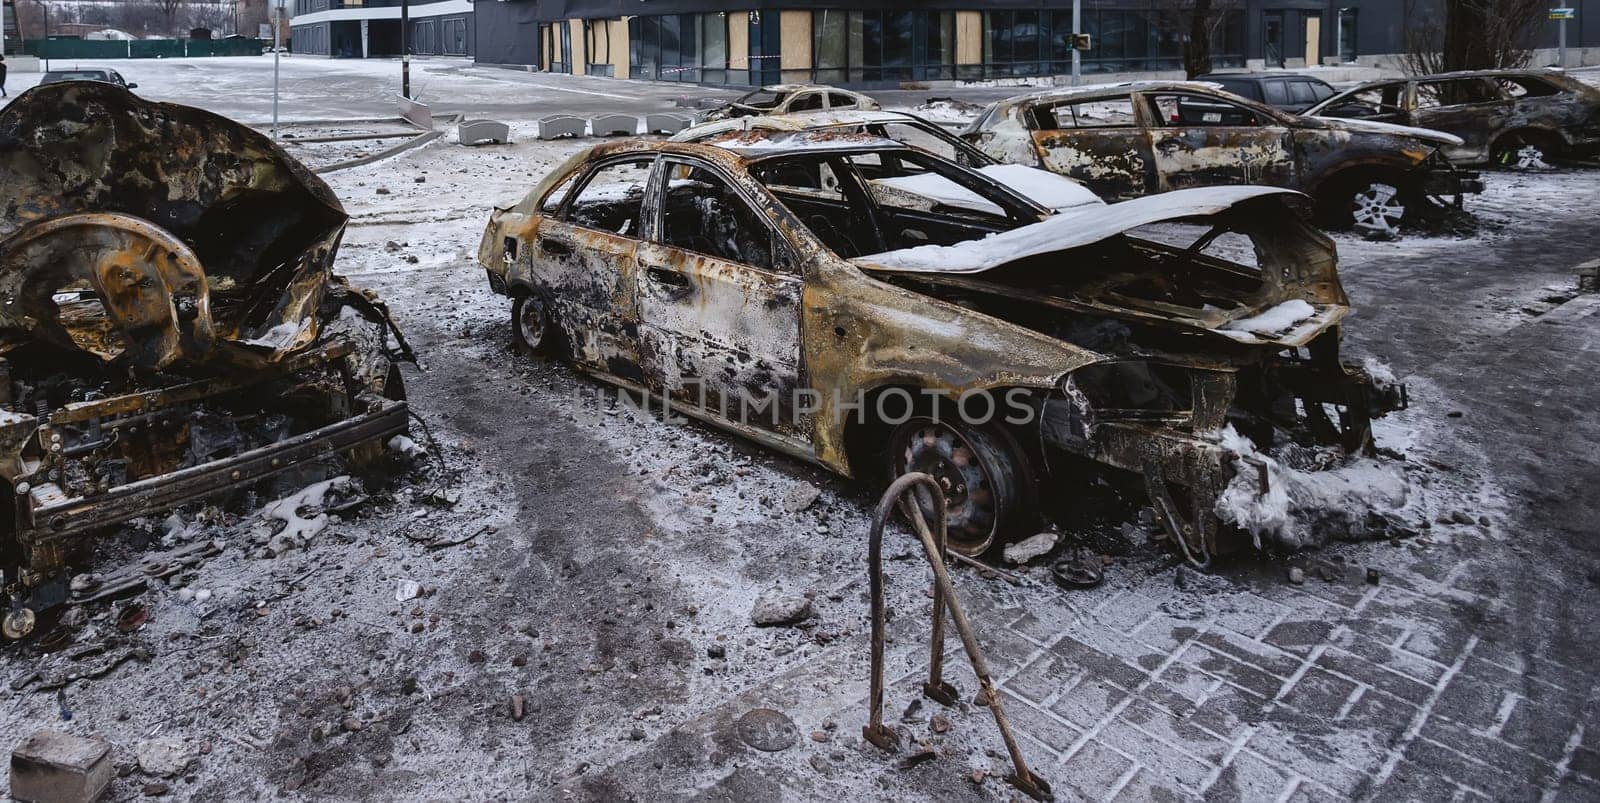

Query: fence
24;37;266;59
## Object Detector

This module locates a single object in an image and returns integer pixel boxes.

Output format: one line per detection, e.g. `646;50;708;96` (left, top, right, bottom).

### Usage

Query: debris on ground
734;708;798;752
133;738;195;779
750;588;812;626
10;729;112;803
1003;531;1060;565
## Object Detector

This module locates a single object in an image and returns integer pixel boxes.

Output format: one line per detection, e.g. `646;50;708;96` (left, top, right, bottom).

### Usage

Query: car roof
1205;72;1328;82
762;84;854;94
679;109;925;139
998;80;1230;108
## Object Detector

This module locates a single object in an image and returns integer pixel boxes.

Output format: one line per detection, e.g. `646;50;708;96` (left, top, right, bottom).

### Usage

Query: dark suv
1204;72;1338;113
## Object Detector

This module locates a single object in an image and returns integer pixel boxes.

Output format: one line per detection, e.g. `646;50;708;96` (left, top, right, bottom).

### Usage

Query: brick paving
865;540;1599;802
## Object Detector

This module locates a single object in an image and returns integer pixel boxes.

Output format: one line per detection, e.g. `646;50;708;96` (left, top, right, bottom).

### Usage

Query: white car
699;84;880;122
675;109;1103;214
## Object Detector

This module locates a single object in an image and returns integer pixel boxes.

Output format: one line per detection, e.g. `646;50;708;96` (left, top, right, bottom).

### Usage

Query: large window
988;8;1240;78
630;13;729;83
812;11;953;84
443;18;467;56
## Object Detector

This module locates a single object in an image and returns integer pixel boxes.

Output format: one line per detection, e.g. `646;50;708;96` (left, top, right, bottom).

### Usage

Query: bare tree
1154;0;1244;78
1403;0;1549;75
157;0;187;33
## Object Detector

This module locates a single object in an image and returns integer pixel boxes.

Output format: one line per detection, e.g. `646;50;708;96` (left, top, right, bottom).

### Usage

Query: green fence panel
27;37;265;60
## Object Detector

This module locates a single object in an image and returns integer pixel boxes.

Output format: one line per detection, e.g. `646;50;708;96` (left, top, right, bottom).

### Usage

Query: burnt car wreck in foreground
0;83;411;639
478;131;1405;565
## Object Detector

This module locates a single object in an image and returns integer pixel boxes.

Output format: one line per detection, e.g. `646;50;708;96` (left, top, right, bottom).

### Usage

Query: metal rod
1071;0;1081;87
271;1;280;141
864;473;1052;801
1558;1;1569;68
400;0;411;99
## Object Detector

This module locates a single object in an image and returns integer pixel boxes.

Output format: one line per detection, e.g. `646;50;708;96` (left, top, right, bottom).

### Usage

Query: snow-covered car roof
673;109;929;142
996;80;1230;108
700;129;910;157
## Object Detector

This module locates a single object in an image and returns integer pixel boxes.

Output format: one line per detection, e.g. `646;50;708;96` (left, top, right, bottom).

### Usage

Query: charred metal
0;83;412;639
478;131;1403;563
963;81;1485;237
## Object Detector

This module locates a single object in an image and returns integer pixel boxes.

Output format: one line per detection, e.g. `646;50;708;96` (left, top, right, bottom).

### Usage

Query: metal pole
1558;1;1569;68
272;2;280;140
1071;0;1081;86
400;0;410;99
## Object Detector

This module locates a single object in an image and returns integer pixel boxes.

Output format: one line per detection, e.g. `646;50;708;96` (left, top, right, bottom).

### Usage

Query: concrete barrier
645;114;691;135
591;114;639;137
459;120;510;146
537;114;586;140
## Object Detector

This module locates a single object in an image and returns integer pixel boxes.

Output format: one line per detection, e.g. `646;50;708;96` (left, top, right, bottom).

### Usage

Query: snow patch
1222;299;1316;336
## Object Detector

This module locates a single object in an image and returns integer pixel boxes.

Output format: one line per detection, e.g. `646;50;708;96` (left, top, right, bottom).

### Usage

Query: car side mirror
126;83;138;89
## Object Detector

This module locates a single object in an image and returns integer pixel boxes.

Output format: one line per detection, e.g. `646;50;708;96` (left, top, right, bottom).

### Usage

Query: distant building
289;0;472;58
471;1;1600;85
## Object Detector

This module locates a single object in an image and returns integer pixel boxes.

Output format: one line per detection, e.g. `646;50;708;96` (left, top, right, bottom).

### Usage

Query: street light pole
1071;0;1081;86
271;0;282;139
400;0;409;99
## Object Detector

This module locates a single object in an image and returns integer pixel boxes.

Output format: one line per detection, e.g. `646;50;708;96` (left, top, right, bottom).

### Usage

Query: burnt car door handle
646;267;690;289
539;238;571;256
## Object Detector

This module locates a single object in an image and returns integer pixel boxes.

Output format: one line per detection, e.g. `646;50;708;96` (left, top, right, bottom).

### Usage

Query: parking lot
3;58;1599;801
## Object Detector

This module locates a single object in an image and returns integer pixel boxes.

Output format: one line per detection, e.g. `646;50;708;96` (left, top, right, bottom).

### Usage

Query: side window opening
1146;93;1262;127
1034;96;1139;130
1262;81;1291;106
1415;79;1499;110
561;158;654;236
828;93;857;109
660;163;778;271
788;93;825;113
1497;77;1561;99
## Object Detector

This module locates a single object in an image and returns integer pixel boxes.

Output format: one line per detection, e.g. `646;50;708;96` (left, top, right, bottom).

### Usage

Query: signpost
401;0;410;99
1551;4;1574;68
271;0;285;140
1071;0;1081;86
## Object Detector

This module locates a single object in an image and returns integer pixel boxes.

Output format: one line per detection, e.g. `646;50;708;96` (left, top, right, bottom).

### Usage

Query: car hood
853;186;1349;347
1298;115;1465;147
853;186;1295;274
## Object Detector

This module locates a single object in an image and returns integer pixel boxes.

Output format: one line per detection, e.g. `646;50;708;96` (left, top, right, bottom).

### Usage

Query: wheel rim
1350;182;1404;237
517;297;545;348
1510;144;1549;170
895;421;998;552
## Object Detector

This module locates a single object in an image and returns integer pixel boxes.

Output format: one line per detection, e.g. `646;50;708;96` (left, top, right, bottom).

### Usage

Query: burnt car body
0;83;410;638
699;84;881;123
1306;69;1600;168
963;81;1484;237
673;110;1104;213
477;131;1402;562
40;69;137;89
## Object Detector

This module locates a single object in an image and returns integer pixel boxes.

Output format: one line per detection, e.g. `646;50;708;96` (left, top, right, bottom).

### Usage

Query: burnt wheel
1492;132;1557;170
511;293;553;355
887;416;1027;556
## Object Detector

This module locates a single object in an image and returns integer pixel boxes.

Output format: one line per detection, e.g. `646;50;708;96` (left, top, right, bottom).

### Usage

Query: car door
1026;93;1155;200
633;157;808;440
529;156;654;379
1409;77;1510;163
1138;90;1298;192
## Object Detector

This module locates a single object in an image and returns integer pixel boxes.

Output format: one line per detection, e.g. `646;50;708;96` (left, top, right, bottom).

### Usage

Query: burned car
699;84;880;123
0;83;411;639
963;81;1484;237
477;131;1403;563
674;110;1105;213
1306;68;1600;169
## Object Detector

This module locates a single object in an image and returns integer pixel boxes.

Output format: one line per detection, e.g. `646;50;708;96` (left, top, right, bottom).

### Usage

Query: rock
511;694;526;722
810;730;829;743
809;753;831;775
341;717;364;733
394;579;421;602
735;708;798;752
1003;531;1059;565
782;482;822;513
467;649;486;664
1366;568;1381;585
706;644;726;659
135;738;195;778
375;187;391;195
628;727;645;741
750;589;811;627
930;714;951;734
142;781;171;796
1288;567;1306;585
10;730;113;803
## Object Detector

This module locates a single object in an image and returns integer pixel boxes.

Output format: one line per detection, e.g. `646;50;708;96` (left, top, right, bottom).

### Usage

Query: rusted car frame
0;83;410;638
700;84;880;123
1306;68;1600;168
477;132;1402;562
963;81;1484;237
